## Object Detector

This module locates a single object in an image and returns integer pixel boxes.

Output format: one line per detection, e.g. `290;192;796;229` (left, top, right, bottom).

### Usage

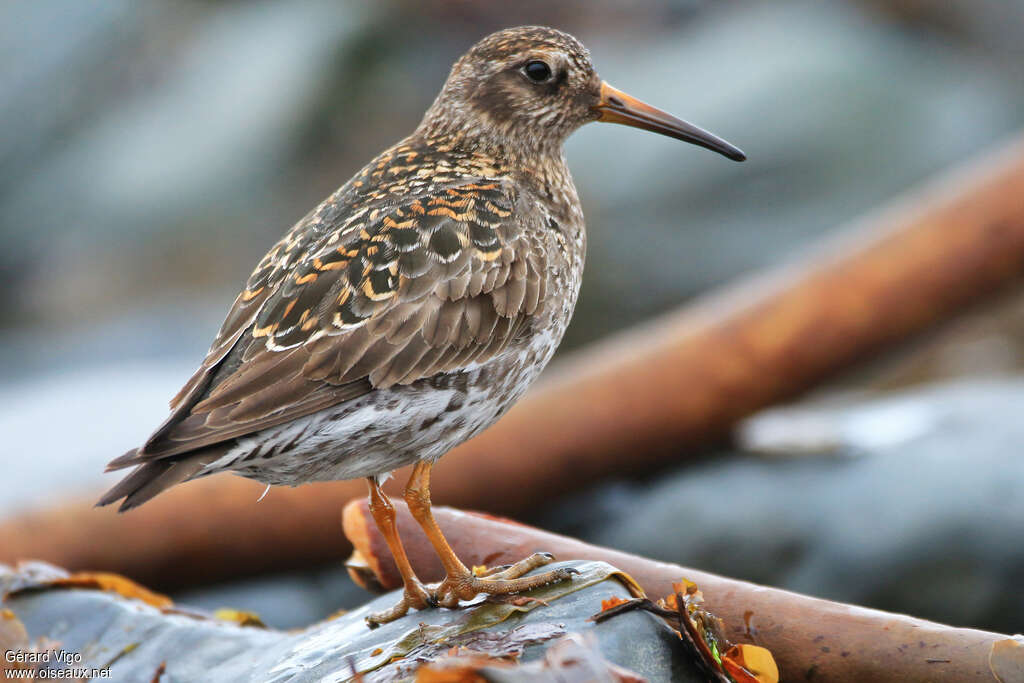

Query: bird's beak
593;81;746;162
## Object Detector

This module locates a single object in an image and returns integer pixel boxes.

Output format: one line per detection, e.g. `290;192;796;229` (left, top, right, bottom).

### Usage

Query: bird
98;25;744;625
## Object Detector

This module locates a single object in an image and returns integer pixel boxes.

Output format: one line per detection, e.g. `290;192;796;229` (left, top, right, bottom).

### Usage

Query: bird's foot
365;577;433;628
364;553;576;627
432;552;578;608
470;551;554;579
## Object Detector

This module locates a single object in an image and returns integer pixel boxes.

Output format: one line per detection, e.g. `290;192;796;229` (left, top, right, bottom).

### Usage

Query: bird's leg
364;476;432;627
403;461;577;608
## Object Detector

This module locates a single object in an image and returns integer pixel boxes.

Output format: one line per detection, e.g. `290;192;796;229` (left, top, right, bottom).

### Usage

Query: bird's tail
96;452;217;512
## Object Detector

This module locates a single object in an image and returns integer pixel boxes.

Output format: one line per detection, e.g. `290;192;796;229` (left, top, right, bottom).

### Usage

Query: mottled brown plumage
99;26;743;624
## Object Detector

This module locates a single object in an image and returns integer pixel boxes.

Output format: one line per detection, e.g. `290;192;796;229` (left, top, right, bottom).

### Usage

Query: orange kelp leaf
722;644;779;683
0;608;29;652
415;655;496;682
595;575;780;683
667;577;777;683
214;608;266;628
48;572;172;608
601;596;629;612
672;579;698;597
416;670;486;683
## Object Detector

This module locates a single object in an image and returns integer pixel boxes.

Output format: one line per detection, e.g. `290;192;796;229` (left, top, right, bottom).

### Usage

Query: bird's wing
109;177;548;467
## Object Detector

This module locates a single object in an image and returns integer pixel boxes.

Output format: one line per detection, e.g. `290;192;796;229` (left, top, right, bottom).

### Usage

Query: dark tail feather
105;447;143;472
96;453;216;512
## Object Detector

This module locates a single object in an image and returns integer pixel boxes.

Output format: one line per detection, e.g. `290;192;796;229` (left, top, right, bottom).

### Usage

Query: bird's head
418;26;745;162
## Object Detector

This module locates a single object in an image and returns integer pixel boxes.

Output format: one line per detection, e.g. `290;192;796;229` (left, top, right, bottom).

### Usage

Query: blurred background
3;0;1024;634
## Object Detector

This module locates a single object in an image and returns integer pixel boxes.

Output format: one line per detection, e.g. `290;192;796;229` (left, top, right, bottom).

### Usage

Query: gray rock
544;378;1024;633
2;560;704;682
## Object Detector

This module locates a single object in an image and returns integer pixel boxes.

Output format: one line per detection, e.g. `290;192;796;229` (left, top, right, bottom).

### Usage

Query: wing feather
111;176;549;468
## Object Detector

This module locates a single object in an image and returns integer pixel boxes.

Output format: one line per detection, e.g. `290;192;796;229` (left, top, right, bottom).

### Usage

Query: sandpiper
99;26;744;625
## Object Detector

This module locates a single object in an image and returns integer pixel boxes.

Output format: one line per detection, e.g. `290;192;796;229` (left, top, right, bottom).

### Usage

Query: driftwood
3;133;1024;589
343;500;1024;683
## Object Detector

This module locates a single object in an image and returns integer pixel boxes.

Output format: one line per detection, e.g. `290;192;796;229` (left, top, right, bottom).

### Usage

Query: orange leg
403;461;577;609
364;476;431;627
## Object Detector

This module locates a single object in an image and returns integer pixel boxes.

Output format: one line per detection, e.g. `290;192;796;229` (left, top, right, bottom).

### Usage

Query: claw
364;562;577;628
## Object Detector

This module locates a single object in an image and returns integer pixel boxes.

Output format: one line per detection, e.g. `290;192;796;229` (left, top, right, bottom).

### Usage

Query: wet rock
1;560;704;682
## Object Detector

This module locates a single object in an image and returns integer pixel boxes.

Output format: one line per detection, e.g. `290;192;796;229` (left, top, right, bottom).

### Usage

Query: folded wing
107;178;548;469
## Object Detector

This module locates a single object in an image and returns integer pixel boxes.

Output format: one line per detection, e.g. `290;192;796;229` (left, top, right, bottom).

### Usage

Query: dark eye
522;60;553;83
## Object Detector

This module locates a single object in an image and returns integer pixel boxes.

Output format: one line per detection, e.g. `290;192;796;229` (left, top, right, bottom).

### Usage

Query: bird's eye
522;60;553;83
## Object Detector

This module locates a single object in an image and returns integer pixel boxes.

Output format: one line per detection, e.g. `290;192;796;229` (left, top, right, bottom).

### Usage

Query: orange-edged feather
103;166;547;477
